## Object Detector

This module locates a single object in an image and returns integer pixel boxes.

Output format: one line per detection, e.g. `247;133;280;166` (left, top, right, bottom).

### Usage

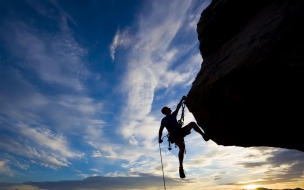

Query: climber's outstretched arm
175;95;186;113
158;127;164;143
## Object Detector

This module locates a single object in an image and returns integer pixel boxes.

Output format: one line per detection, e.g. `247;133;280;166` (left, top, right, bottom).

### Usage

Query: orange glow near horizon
244;184;260;190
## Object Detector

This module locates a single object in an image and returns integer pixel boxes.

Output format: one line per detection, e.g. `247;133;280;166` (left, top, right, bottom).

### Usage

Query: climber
158;95;209;179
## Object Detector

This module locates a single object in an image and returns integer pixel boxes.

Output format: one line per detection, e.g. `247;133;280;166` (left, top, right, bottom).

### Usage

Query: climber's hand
158;139;163;144
182;95;187;101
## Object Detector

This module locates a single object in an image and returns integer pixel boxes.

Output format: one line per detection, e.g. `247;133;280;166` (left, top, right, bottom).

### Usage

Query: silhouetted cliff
187;0;304;152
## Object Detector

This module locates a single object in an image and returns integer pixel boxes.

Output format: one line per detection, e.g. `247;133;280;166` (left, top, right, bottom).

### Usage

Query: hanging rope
159;142;167;190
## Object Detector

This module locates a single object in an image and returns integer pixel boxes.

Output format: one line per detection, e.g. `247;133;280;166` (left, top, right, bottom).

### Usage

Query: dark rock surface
187;0;304;152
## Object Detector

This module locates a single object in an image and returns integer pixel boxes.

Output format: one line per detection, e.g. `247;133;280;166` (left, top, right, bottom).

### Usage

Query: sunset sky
0;0;304;189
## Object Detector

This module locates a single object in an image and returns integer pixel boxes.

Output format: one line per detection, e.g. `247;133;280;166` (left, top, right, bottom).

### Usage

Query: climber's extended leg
175;136;185;168
175;136;186;178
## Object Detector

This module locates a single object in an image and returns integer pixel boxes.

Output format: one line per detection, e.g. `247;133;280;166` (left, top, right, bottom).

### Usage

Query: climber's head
161;106;171;115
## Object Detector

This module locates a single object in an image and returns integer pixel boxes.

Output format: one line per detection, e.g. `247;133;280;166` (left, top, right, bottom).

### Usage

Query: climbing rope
177;101;185;128
159;142;167;190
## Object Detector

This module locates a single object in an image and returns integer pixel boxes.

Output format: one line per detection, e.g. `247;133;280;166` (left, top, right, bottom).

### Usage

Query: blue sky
0;0;304;189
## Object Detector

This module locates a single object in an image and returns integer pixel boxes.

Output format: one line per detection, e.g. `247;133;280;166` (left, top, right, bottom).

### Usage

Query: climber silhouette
158;95;209;178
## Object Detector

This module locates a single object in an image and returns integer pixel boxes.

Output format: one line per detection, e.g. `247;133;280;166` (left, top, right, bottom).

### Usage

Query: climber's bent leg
183;122;204;136
183;122;209;141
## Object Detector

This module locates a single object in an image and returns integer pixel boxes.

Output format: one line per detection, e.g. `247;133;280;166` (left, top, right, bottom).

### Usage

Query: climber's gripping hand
158;139;163;144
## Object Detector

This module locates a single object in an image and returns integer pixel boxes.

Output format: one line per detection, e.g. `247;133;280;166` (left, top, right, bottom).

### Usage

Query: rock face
187;0;304;152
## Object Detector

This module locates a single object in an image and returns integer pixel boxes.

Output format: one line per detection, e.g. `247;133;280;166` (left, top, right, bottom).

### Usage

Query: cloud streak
0;161;13;177
222;148;304;187
0;1;109;171
116;0;204;144
0;174;192;190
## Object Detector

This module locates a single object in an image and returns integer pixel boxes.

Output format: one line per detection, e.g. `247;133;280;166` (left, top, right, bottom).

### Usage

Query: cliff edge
187;0;304;152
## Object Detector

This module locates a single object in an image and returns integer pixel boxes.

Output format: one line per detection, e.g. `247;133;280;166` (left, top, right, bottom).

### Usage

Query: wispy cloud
21;174;191;190
0;47;99;168
0;161;13;177
110;29;131;61
0;132;77;168
110;30;120;61
0;2;108;171
99;0;213;179
117;0;203;143
262;149;304;184
0;154;30;171
220;148;304;187
0;183;40;190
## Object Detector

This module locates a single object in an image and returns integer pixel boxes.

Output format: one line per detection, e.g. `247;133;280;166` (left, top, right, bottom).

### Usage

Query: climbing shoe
179;167;186;178
203;133;210;141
